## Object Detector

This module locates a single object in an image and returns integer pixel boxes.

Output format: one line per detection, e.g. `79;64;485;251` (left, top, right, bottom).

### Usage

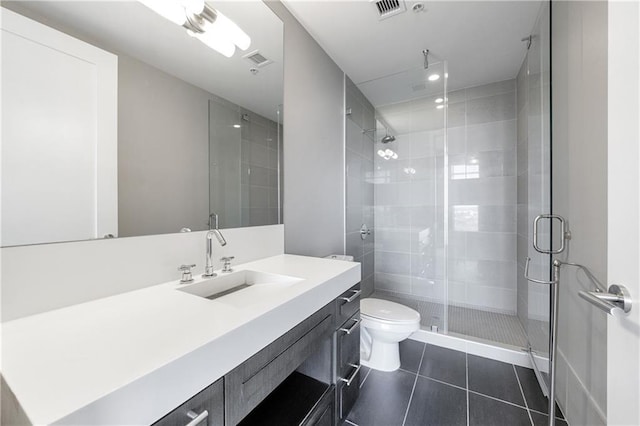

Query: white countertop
1;254;360;425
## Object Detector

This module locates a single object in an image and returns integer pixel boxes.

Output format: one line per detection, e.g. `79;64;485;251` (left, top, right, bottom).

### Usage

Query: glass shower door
522;1;553;382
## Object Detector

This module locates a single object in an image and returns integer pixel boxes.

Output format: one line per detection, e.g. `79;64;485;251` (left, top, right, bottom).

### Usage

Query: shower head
381;134;396;144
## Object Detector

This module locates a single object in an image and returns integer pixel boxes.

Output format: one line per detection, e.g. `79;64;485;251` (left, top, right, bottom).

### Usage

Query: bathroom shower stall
345;1;551;378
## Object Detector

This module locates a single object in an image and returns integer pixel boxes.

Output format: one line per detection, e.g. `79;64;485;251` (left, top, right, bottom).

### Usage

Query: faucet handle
178;264;196;284
220;256;235;273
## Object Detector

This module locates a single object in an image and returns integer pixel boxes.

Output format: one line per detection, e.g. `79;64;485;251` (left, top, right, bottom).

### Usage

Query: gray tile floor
346;340;567;426
372;291;530;348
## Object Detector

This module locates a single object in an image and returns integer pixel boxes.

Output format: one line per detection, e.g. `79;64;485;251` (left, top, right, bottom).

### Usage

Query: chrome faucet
203;213;227;278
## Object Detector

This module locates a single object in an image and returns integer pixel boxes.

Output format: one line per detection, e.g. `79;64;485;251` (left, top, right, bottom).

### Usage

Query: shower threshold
371;290;529;348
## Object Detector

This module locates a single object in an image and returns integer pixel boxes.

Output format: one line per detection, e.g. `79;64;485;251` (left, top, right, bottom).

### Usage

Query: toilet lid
361;298;421;323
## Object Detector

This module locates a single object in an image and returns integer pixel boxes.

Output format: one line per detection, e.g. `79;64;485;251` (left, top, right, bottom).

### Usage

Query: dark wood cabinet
153;379;224;426
154;282;361;426
334;283;361;424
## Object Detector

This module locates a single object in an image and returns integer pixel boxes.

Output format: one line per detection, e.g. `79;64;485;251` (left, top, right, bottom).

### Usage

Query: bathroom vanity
1;255;361;425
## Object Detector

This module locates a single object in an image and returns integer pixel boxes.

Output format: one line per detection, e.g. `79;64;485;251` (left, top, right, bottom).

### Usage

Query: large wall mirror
1;0;283;247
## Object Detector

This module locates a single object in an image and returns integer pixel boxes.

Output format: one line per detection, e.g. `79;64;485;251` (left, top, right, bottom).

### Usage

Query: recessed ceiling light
428;74;440;82
435;98;444;104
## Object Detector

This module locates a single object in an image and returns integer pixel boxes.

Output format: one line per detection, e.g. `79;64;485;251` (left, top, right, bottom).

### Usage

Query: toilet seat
361;298;421;324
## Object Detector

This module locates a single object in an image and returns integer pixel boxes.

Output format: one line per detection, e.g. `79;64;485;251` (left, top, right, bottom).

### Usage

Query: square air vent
242;50;273;68
372;0;406;20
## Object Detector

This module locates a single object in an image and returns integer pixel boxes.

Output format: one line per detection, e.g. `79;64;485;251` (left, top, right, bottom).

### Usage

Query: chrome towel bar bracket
579;284;632;316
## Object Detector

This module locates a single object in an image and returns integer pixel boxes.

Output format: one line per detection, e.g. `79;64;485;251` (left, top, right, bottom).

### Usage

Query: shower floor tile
346;342;565;426
371;290;529;348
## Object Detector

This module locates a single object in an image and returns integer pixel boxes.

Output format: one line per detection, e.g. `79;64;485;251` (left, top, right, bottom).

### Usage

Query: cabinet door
153;380;223;426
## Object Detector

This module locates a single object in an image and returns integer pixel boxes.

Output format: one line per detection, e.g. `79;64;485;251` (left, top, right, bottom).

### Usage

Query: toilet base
361;340;401;372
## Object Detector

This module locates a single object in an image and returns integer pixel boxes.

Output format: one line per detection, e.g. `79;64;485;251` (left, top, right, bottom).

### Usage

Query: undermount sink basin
177;270;304;304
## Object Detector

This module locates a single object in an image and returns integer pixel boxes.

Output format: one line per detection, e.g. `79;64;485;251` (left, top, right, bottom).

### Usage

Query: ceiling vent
242;50;273;68
373;0;406;20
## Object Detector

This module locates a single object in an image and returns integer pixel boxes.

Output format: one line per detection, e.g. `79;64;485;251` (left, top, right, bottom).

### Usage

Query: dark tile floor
346;340;567;426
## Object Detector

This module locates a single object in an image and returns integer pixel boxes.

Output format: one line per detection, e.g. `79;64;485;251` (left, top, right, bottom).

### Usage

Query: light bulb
436;105;444;110
435;98;444;104
188;29;235;58
377;150;386;158
428;74;440;81
139;0;186;25
206;10;251;51
182;0;204;14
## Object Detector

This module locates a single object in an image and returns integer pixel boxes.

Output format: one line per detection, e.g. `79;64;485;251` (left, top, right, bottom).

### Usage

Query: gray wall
552;1;608;424
267;2;346;258
118;55;210;236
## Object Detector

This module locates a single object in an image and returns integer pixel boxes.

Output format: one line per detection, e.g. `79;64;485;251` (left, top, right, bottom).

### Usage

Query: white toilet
360;298;421;372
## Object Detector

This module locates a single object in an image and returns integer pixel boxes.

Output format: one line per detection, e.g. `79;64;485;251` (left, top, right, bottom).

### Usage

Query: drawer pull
339;363;361;387
185;410;208;426
339;318;361;335
340;289;361;303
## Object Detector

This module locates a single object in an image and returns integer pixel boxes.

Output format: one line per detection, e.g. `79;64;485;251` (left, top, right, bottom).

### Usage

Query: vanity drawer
152;379;223;426
336;311;360;379
336;283;361;325
225;302;335;425
337;365;360;421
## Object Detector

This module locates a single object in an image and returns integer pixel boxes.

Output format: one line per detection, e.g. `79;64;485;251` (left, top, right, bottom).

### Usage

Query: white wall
552;1;608;424
1;225;284;322
267;2;346;258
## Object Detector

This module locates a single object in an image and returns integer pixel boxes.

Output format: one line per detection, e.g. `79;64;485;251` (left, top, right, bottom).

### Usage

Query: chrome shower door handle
533;214;569;254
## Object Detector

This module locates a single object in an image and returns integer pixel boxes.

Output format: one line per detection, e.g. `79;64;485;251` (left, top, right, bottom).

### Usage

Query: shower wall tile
447;89;466;104
346;120;364;154
466;285;517;314
410;277;445;301
467;120;516;153
448;280;467;305
362;251;375;280
447;102;466;128
466;79;516;100
466;92;516;125
449;177;516;206
447;126;466;156
375;251;411;276
466;232;516;262
375;272;411;293
375;227;411;253
346;231;363;260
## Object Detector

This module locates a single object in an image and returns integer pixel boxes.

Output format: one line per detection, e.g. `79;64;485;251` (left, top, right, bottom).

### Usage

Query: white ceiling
283;0;541;108
6;1;283;121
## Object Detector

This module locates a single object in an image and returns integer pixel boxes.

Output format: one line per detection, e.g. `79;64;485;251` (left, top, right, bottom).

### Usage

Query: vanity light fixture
139;0;250;57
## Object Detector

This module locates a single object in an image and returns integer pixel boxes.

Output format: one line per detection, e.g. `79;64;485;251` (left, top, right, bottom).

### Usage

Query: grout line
466;352;470;426
416;373;468;392
401;343;427;426
468;389;529;411
529;408;566;421
359;367;373;389
513;364;535;426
